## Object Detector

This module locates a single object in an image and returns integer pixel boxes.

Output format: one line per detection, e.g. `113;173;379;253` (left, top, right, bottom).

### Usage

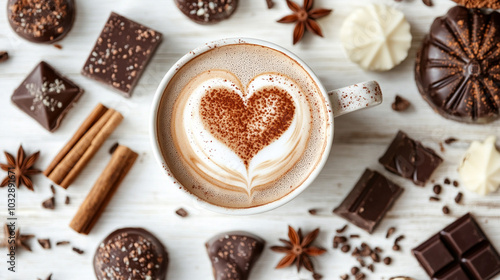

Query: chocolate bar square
11;61;84;132
81;12;162;97
379;131;443;186
412;213;500;280
333;169;403;233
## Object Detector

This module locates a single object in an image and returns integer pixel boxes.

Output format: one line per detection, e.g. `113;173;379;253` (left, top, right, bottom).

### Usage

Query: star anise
277;0;332;44
0;223;34;252
0;145;41;191
271;226;326;275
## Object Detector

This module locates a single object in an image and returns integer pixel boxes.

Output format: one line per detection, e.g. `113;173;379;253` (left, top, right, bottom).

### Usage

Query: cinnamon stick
69;145;138;235
44;103;123;188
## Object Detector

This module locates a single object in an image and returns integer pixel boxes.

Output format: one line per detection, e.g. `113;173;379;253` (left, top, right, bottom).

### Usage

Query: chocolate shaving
308;208;318;215
429;196;441;202
341;244;351;253
453;180;459;187
38;238;51;249
50;184;56;195
65;196;70;205
433;184;442;195
175;208;188;217
42;197;55;209
444;178;451;185
53;44;63;50
367;264;374;272
443;206;450;215
444;137;457;144
337;224;348;233
455;192;463;204
386;227;396;238
72;247;84;254
350;234;360;238
56;241;70;246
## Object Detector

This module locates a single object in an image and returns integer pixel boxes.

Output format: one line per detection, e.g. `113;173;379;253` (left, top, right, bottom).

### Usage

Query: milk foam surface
156;44;330;208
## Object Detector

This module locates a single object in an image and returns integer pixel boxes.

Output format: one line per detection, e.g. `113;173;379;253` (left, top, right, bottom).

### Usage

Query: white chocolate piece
459;136;500;195
340;4;412;71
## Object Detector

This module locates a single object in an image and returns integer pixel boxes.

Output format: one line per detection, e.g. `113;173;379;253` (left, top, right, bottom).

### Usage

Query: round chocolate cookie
416;7;500;124
7;0;76;43
94;228;168;280
174;0;238;24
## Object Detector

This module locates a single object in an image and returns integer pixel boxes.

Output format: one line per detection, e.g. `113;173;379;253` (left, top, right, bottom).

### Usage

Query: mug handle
327;81;383;117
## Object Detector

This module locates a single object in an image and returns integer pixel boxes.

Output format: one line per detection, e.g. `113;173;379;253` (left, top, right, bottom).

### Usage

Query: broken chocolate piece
38;238;51;249
42;197;55;209
379;131;442;186
333;169;403;233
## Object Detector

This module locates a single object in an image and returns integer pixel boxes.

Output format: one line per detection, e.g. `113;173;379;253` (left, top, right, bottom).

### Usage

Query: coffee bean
393;244;400;251
371;252;380;262
429;196;440;202
455;192;463;204
384;257;392;265
433;184;442;194
443;206;450;215
453;180;459;187
351;266;359;275
444;178;451;185
341;244;351;253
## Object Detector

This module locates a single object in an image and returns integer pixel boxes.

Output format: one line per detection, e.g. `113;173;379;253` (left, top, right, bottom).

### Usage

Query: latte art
172;70;312;194
156;43;329;208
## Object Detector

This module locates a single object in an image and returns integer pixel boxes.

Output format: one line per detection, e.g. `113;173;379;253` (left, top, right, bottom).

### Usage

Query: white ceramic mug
150;38;382;215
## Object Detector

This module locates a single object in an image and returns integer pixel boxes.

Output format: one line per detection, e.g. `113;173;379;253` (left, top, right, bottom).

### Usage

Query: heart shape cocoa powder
200;85;296;167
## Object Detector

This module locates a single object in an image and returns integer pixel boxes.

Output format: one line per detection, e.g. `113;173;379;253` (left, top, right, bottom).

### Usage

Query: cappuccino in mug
156;43;330;208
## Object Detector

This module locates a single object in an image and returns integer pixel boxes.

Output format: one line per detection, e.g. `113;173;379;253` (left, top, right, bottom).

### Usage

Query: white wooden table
1;0;500;279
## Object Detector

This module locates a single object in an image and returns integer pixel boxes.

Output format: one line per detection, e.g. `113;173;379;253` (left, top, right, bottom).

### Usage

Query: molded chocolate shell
415;7;500;124
93;228;168;280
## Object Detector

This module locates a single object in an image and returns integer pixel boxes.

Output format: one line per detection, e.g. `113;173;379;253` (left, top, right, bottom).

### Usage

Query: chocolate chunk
367;264;374;272
42;197;55;209
416;7;500;124
412;213;500;279
379;131;443;186
38;239;51;249
7;0;75;43
81;12;162;97
266;0;274;9
56;241;70;246
11;61;84;132
206;231;264;280
384;257;392;265
443;206;450;215
453;180;459;187
351;266;360;275
72;247;84;254
444;178;451;185
93;228;168;280
174;0;239;25
0;51;9;62
175;207;188;217
65;196;70;205
334;169;403;233
392;95;411;112
334;236;348;244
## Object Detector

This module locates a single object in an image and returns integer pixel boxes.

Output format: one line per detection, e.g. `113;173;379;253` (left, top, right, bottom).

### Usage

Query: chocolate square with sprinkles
81;12;162;97
11;61;84;132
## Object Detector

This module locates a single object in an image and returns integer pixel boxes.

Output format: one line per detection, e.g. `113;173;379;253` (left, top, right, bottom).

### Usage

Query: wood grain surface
1;0;499;279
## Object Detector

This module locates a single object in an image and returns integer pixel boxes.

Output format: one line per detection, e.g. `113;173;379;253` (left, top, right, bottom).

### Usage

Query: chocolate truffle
94;228;168;280
11;61;84;132
7;0;75;43
174;0;238;25
415;7;500;124
206;231;265;280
